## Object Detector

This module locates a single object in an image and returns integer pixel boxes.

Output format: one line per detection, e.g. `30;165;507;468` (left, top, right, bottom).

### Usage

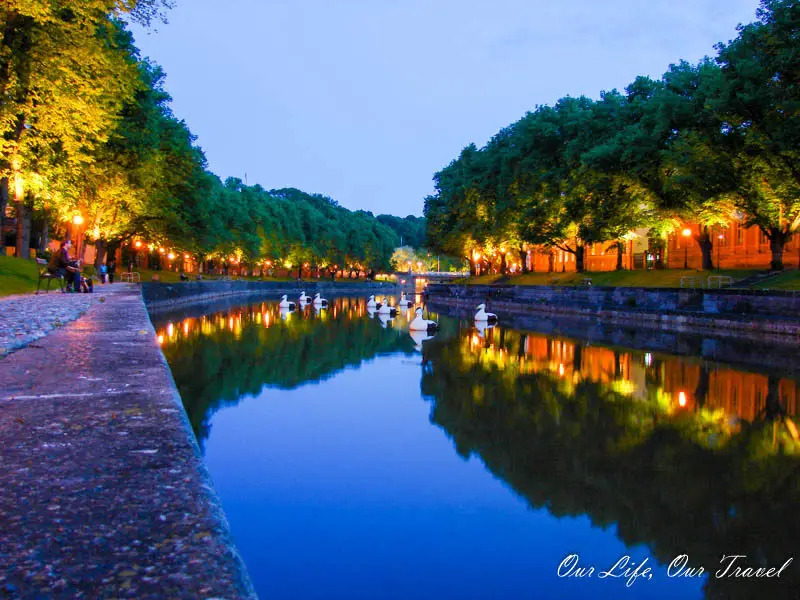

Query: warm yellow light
13;173;23;200
134;240;142;248
159;247;165;254
682;228;692;238
148;244;155;251
678;391;687;407
157;334;164;345
168;253;175;260
184;253;190;260
558;363;565;377
73;215;84;226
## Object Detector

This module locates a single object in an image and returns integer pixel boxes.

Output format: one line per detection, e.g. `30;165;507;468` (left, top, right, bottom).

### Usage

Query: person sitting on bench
48;240;81;292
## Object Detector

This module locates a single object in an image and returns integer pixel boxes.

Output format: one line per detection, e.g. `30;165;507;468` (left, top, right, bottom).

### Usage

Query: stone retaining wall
143;280;396;309
426;284;800;339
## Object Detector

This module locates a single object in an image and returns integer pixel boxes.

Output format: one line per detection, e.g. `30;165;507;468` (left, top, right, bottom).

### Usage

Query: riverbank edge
142;280;397;310
426;284;800;341
0;284;257;598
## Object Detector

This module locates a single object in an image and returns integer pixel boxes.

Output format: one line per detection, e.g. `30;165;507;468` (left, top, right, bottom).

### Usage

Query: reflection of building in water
472;327;799;420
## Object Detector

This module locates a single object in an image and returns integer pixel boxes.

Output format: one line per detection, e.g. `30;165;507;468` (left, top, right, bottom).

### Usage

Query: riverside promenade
0;284;255;599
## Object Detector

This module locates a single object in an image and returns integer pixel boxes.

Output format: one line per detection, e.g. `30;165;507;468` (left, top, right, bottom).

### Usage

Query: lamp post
717;234;724;271
682;228;692;269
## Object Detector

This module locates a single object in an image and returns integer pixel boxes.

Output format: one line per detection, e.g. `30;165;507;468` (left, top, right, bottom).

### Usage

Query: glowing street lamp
717;234;724;271
134;240;142;249
72;215;84;226
681;228;692;269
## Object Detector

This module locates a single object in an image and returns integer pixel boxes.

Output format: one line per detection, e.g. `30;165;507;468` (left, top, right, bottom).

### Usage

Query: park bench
121;271;141;283
582;277;593;286
35;258;64;294
680;276;699;289
707;275;734;289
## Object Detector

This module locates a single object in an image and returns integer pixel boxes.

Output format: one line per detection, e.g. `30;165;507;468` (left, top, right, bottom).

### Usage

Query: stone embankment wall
143;280;395;309
426;284;800;339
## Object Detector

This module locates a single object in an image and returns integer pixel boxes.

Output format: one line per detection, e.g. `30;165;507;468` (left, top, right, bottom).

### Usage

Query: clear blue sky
131;0;761;217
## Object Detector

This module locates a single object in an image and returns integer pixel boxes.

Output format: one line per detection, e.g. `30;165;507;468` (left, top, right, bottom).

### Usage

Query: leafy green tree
0;0;170;258
710;0;800;269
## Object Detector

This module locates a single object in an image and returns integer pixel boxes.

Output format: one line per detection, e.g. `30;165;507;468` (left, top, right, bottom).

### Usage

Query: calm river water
152;295;800;600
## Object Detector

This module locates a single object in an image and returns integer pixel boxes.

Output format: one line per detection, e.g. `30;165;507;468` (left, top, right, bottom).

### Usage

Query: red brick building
666;222;798;270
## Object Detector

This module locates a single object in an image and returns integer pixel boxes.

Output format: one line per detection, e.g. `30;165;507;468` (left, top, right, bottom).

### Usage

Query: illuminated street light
72;215;84;226
681;228;692;269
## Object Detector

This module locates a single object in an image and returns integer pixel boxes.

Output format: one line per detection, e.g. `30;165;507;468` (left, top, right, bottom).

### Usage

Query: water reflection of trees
156;298;417;442
421;327;800;600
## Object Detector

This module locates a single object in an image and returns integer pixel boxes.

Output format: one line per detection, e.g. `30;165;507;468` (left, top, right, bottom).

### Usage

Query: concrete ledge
0;284;255;598
142;280;396;310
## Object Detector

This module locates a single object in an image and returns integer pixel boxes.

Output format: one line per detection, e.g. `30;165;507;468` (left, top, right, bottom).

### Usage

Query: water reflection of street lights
682;228;692;269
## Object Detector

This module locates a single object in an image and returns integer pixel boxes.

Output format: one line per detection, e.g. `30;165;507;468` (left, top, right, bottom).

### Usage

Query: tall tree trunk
615;241;625;271
696;226;713;270
547;251;554;273
518;247;529;273
500;252;507;274
768;228;787;271
468;258;477;276
575;245;585;273
0;177;7;253
95;239;107;269
40;217;48;254
107;241;120;267
15;198;31;259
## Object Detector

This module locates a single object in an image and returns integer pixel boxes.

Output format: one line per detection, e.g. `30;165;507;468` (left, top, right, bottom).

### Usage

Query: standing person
99;262;108;284
107;259;116;284
47;240;81;292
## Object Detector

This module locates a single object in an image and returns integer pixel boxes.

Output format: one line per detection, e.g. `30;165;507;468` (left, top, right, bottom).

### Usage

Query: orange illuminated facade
666;221;798;270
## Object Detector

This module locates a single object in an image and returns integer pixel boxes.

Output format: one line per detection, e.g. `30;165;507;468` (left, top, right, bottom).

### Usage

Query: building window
760;230;769;245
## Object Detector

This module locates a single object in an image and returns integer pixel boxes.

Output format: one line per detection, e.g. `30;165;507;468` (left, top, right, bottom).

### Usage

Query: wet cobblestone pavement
0;291;97;358
0;284;255;599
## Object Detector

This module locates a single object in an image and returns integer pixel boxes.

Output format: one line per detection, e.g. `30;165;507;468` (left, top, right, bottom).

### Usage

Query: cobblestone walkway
0;290;102;357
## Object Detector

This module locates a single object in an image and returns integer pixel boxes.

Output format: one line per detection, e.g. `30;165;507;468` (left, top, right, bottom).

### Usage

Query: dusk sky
131;0;761;217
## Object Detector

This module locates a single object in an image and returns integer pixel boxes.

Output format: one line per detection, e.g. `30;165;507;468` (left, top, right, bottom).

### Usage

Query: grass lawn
460;268;764;288
751;269;800;291
0;256;40;297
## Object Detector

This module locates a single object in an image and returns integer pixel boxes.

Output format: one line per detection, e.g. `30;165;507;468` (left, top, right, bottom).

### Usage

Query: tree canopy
1;1;419;272
425;0;800;271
